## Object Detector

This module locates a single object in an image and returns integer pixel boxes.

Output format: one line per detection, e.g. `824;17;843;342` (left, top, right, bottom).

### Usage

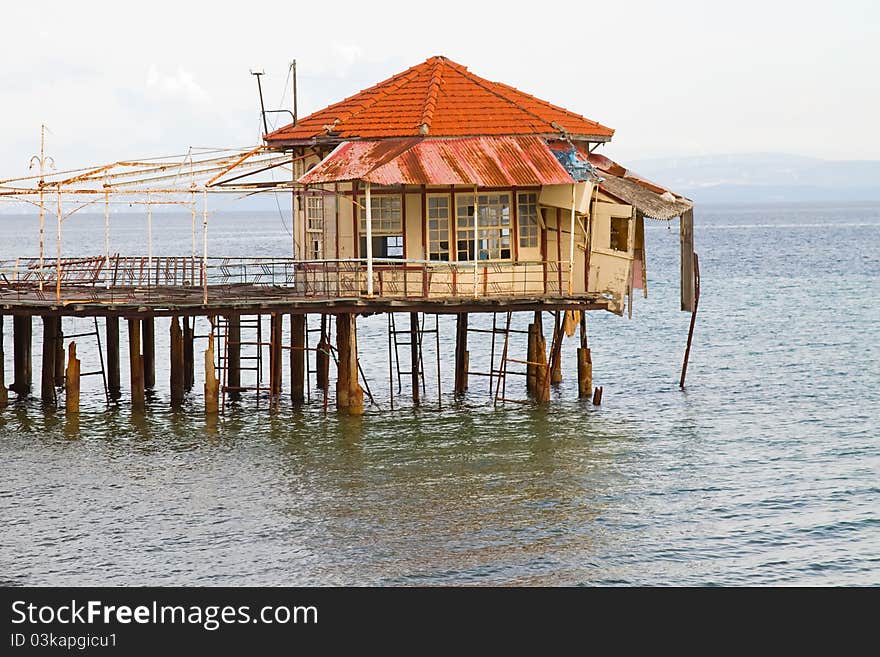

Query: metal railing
0;256;577;303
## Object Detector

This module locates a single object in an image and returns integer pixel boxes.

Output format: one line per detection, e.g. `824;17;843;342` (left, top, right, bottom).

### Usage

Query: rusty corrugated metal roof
298;136;575;187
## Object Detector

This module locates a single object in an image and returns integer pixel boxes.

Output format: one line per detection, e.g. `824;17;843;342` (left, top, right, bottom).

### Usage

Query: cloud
146;65;208;104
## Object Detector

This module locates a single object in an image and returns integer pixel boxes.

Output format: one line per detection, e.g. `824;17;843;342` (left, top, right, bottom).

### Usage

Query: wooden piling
65;341;80;415
204;332;219;415
183;316;195;391
0;315;8;408
53;317;64;388
335;313;364;415
226;315;241;401
12;315;32;397
577;313;592;399
290;314;305;405
106;317;121;400
526;322;537;393
41;315;57;404
269;313;283;401
141;317;155;390
316;315;329;391
170;316;185;408
410;312;420;404
550;312;564;385
533;315;550;403
454;313;469;394
127;318;145;411
577;348;592;399
592;386;603;406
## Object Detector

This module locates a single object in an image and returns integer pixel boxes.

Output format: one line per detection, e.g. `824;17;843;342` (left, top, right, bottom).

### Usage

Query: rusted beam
0;315;8;408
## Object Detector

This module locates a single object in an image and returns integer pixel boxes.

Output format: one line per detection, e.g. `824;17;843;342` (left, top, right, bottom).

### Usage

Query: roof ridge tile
418;57;445;134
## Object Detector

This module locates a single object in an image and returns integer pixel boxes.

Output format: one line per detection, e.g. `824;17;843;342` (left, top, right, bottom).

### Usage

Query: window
359;193;404;259
306;196;323;260
427;195;450;261
610;216;630;252
456;193;511;261
359;194;402;235
517;192;538;248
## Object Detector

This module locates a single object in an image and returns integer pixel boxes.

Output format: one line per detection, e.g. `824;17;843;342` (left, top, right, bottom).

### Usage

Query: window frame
516;191;539;249
358;194;403;236
455;192;512;262
426;194;451;262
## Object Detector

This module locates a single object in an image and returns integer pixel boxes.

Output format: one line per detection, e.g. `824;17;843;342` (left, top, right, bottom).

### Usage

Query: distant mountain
626;153;880;203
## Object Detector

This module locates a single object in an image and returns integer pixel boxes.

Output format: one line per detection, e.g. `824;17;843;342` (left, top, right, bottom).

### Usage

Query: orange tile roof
265;56;614;144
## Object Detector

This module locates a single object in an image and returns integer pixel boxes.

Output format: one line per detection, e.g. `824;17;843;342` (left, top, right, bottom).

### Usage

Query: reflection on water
1;203;879;585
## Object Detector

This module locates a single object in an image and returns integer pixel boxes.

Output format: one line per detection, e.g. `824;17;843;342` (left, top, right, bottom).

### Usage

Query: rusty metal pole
0;315;6;408
410;312;420;404
56;185;62;304
365;182;374;296
680;253;701;389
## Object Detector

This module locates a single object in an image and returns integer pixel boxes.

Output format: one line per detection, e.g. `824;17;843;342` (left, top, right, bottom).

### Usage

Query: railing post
365;182;374;296
202;189;209;304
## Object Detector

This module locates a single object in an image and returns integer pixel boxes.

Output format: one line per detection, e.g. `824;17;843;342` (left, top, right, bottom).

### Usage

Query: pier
0;56;697;419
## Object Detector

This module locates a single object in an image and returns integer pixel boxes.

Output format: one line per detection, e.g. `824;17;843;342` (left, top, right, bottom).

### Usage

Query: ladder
387;313;441;409
490;312;537;405
61;316;109;404
216;315;271;410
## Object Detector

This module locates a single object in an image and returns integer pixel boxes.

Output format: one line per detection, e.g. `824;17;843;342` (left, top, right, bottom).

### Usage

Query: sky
1;0;877;177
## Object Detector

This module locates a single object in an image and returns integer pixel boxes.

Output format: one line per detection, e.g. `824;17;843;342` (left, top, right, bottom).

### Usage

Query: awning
298;136;575;187
586;152;693;220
